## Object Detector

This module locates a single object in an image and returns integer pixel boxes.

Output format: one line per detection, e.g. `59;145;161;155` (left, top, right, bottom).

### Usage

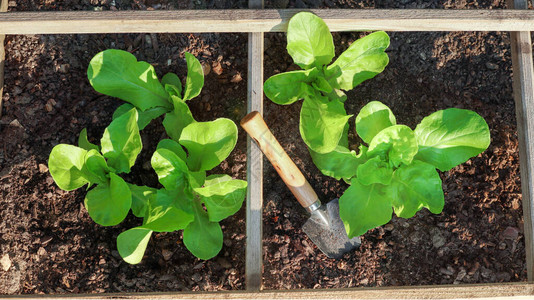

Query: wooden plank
3;9;534;34
1;282;533;299
507;0;534;282
0;0;7;119
245;0;264;292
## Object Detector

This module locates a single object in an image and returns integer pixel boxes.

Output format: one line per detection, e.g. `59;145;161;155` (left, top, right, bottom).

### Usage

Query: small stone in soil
431;229;446;248
212;61;223;75
230;73;242;83
1;254;11;271
37;247;47;257
161;249;173;261
9;119;23;128
440;266;454;276
201;61;211;75
481;267;494;279
38;164;49;173
454;269;467;284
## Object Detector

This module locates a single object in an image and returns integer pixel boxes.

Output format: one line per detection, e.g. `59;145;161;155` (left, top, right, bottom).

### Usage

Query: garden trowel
241;111;360;259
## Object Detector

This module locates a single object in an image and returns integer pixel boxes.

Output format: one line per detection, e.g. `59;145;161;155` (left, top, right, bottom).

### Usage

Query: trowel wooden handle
241;111;319;209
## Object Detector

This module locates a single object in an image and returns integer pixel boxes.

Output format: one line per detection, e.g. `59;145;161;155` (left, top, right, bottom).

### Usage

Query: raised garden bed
0;0;533;297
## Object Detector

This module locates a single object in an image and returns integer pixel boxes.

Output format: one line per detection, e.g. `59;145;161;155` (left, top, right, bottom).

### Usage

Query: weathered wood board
2;9;534;34
246;0;264;292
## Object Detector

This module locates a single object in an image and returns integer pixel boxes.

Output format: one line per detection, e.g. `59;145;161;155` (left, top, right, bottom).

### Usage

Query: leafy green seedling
89;50;247;262
48;108;142;226
88;49;204;140
117;120;247;263
50;50;246;264
264;12;390;153
310;101;490;238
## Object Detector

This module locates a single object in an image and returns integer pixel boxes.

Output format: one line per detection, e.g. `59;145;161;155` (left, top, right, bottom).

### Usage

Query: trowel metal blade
302;198;361;259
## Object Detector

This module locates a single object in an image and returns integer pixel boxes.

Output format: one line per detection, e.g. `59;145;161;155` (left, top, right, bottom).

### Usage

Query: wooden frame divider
507;0;534;283
246;0;264;292
2;10;534;34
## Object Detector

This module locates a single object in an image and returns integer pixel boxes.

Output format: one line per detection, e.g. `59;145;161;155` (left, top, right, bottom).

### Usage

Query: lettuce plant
48;49;247;264
264;12;390;153
265;12;491;238
311;101;491;238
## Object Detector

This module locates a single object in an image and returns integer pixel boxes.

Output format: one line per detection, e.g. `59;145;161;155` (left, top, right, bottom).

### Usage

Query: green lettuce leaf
309;145;367;181
414;108;491;171
263;68;318;105
151;148;190;191
300;96;351;153
286;12;335;69
87;49;171;111
84;172;131;226
117;227;153;264
112;103;167;130
357;156;393;186
100;108;142;174
128;184;157;218
311;76;333;94
143;189;194;232
188;171;206;189
162;96;196;141
179;118;238;172
388;160;444;218
84;149;110;185
183;200;223;260
368;125;418;167
156;139;187;162
78;128;100;152
182;52;204;101
355;101;396;144
161;72;183;98
194;175;247;222
48;144;90;191
326;31;390;91
339;178;393;238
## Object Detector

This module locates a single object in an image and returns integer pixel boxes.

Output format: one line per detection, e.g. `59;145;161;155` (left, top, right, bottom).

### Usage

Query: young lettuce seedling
264;12;390;154
52;49;248;264
312;101;491;238
265;12;491;239
48;108;142;226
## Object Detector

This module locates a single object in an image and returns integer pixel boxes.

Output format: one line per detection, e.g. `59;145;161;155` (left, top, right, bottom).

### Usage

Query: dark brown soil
0;0;527;295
